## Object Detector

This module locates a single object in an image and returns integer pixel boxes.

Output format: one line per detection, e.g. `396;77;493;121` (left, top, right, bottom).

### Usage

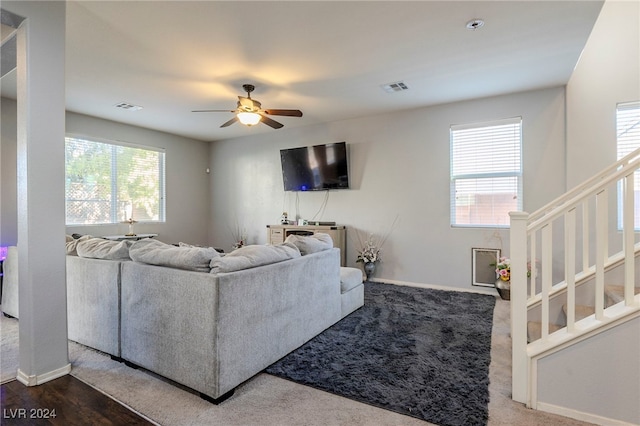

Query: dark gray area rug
265;282;496;426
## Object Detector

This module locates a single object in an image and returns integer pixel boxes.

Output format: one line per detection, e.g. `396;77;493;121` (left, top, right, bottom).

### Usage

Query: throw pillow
130;238;221;272
66;234;93;256
210;243;301;273
284;233;333;255
76;238;132;260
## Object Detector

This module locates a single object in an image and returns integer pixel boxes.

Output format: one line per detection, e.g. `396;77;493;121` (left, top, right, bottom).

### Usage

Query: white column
5;1;70;385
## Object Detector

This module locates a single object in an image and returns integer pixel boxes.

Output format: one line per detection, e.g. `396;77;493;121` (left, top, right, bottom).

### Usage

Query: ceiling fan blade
220;116;238;128
264;109;303;117
260;115;284;129
192;109;235;113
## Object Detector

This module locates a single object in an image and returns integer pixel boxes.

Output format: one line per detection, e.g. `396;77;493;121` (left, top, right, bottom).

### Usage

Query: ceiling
1;1;604;142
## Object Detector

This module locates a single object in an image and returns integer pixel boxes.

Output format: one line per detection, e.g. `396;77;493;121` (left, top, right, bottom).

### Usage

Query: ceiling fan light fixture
237;112;261;126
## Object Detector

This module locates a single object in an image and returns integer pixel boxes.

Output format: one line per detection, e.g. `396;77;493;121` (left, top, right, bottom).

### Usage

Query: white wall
0;100;212;247
567;0;640;188
209;86;566;291
537;317;640;424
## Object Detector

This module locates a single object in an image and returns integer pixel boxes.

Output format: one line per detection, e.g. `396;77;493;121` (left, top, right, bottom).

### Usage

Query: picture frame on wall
472;248;500;287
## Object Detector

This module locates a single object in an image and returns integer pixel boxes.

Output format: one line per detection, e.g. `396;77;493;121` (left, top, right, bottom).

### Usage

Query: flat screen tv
280;142;349;191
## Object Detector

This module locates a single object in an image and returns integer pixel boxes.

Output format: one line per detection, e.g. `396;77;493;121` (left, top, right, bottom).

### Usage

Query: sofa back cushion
66;234;93;256
210;243;301;273
284;233;333;255
77;238;132;260
130;238;220;272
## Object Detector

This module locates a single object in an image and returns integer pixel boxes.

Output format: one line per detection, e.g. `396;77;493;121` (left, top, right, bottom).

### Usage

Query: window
65;136;165;225
616;101;640;230
450;118;522;227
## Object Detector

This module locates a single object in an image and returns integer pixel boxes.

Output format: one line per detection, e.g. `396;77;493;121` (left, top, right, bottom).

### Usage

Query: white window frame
65;135;166;225
450;117;523;228
616;101;640;231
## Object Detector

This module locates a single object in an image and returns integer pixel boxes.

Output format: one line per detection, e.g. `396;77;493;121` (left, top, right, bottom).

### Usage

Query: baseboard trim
17;363;71;386
369;277;498;296
536;401;637;426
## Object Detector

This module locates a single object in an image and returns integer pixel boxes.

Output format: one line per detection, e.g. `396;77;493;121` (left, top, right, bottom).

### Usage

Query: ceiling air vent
381;81;409;93
114;102;143;111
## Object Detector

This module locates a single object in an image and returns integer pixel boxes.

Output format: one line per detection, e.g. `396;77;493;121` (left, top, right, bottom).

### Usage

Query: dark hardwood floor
1;375;154;425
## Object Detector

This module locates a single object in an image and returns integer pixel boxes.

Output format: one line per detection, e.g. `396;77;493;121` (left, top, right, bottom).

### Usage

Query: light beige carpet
1;298;595;425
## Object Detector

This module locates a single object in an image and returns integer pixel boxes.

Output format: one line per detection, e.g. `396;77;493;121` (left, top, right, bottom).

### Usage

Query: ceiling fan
192;84;303;129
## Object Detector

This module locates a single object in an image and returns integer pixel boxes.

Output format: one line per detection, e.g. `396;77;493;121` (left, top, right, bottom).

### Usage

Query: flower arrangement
495;257;512;281
230;223;247;251
354;216;399;264
356;236;381;264
495;257;533;282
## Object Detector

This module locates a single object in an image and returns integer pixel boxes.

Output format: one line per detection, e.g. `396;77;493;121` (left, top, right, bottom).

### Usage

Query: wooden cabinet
267;224;346;266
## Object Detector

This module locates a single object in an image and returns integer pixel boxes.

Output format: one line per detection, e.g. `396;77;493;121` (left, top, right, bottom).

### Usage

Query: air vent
381;81;409;93
466;19;485;30
114;102;143;111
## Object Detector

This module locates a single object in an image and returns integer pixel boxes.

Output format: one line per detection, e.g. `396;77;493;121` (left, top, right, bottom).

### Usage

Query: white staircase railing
509;147;640;405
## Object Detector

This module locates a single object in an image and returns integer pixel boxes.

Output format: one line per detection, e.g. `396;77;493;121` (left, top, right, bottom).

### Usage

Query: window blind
617;102;640;158
65;136;166;225
450;118;522;227
616;101;640;230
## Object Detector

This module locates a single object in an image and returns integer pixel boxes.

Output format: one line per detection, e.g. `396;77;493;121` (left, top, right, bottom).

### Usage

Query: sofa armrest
66;256;123;357
120;262;220;396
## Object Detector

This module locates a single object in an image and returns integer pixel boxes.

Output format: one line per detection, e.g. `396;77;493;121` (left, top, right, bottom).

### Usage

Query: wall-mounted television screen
280;142;349;191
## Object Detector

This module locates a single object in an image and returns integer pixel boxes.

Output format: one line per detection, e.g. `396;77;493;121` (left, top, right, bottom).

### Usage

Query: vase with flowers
356;237;381;281
355;216;398;281
494;257;533;300
494;257;512;300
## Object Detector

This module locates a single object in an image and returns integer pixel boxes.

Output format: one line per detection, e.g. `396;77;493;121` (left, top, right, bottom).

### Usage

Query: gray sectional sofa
121;247;346;401
0;234;364;403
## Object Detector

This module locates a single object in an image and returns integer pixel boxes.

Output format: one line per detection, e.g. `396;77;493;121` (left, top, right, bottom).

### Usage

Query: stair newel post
509;211;530;405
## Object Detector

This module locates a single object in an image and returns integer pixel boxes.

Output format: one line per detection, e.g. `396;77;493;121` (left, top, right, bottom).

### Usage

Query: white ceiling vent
466;19;485;30
381;81;409;93
114;102;143;111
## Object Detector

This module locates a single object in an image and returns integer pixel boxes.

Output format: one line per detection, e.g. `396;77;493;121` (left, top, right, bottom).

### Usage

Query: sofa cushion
76;238;132;260
66;234;93;256
130;238;220;272
210;243;300;273
340;267;363;293
284;233;333;255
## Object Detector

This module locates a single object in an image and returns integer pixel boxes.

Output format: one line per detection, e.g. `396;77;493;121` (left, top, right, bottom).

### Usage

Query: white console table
102;233;158;241
267;224;346;266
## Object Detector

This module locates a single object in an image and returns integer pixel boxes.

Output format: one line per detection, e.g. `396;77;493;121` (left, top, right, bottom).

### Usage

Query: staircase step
605;284;639;305
606;285;625;304
527;321;563;343
562;303;595;321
